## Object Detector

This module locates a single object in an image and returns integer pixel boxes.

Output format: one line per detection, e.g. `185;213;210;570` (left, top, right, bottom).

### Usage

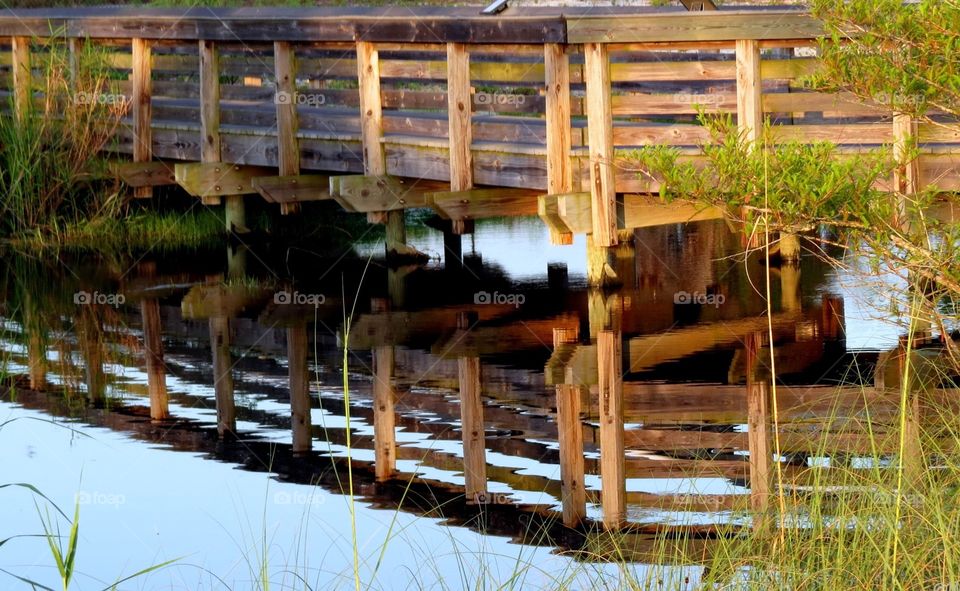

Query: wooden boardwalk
0;6;958;260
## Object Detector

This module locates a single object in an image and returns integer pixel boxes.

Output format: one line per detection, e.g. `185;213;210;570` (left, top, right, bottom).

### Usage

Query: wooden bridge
1;6;958;275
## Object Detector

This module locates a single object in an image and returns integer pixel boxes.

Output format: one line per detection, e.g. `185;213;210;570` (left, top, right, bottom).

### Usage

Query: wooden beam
545;43;573;245
373;346;397;481
275;41;300;215
175;163;274;198
735;39;763;146
566;12;823;44
288;325;312;454
357;41;385;176
556;383;586;527
458;356;487;500
11;36;30;121
131;38;153;199
252;174;330;204
111;161;176;188
583;42;616;248
446;43;473;203
426;188;541;222
597;330;625;529
330;174;447;212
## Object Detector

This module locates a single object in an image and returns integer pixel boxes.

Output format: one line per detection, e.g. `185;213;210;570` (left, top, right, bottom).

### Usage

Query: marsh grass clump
0;34;126;239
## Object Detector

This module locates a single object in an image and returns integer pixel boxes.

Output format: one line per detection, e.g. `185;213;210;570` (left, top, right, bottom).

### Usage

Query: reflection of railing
1;8;956;247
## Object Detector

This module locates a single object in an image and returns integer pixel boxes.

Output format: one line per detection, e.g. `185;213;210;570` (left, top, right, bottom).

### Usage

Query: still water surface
0;217;905;589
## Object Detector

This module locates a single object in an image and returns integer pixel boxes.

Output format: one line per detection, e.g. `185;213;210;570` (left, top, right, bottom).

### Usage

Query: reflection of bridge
2;225;955;561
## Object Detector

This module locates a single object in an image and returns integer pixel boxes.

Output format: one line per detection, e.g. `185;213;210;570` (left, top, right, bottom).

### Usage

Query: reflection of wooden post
22;299;46;391
821;295;845;341
779;261;801;313
556;384;586;527
141;297;168;420
209;317;236;437
79;315;106;405
597;330;625;529
373;346;397;480
746;332;772;520
288;325;312;454
458;356;487;499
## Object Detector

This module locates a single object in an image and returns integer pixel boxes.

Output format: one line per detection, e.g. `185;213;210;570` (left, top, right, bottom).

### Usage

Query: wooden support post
556;383;586;527
209;316;236;437
583;42;616;248
67;38;80;84
735;39;763;145
141;298;169;420
131;38;153;199
275;41;300;215
11;37;30;121
586;234;621;288
199;41;221;165
458;356;487;500
779;233;801;263
745;332;772;521
893;112;919;229
357;41;385;177
373;345;397;480
597;330;624;529
545;43;574;246
447;42;473;234
288;324;312;454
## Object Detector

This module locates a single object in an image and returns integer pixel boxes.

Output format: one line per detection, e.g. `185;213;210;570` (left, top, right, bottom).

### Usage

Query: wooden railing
0;7;957;250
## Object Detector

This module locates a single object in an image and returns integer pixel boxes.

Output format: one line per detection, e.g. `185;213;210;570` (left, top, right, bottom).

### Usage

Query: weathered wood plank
447;42;472;194
274;41;300;215
584;42;617;248
251;174;330;203
567;12;823;44
112;161;176;187
175;162;275;197
330;174;447;212
425;188;542;222
131;38;153;199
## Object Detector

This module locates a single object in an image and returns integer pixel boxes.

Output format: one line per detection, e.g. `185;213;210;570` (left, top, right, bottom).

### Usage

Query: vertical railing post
274;41;300;216
597;329;624;529
545;43;574;246
11;36;30;121
735;38;763;246
446;42;473;234
893;112;918;229
583;42;616;249
131;38;153;199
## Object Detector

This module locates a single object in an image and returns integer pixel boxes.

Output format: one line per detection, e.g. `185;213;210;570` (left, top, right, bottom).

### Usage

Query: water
0;217;910;589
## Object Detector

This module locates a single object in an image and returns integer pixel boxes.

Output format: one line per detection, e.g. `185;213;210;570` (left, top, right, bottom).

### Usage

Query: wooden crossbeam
174;163;274;199
112;161;176;188
252;175;331;204
426;188;541;224
329;174;447;213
